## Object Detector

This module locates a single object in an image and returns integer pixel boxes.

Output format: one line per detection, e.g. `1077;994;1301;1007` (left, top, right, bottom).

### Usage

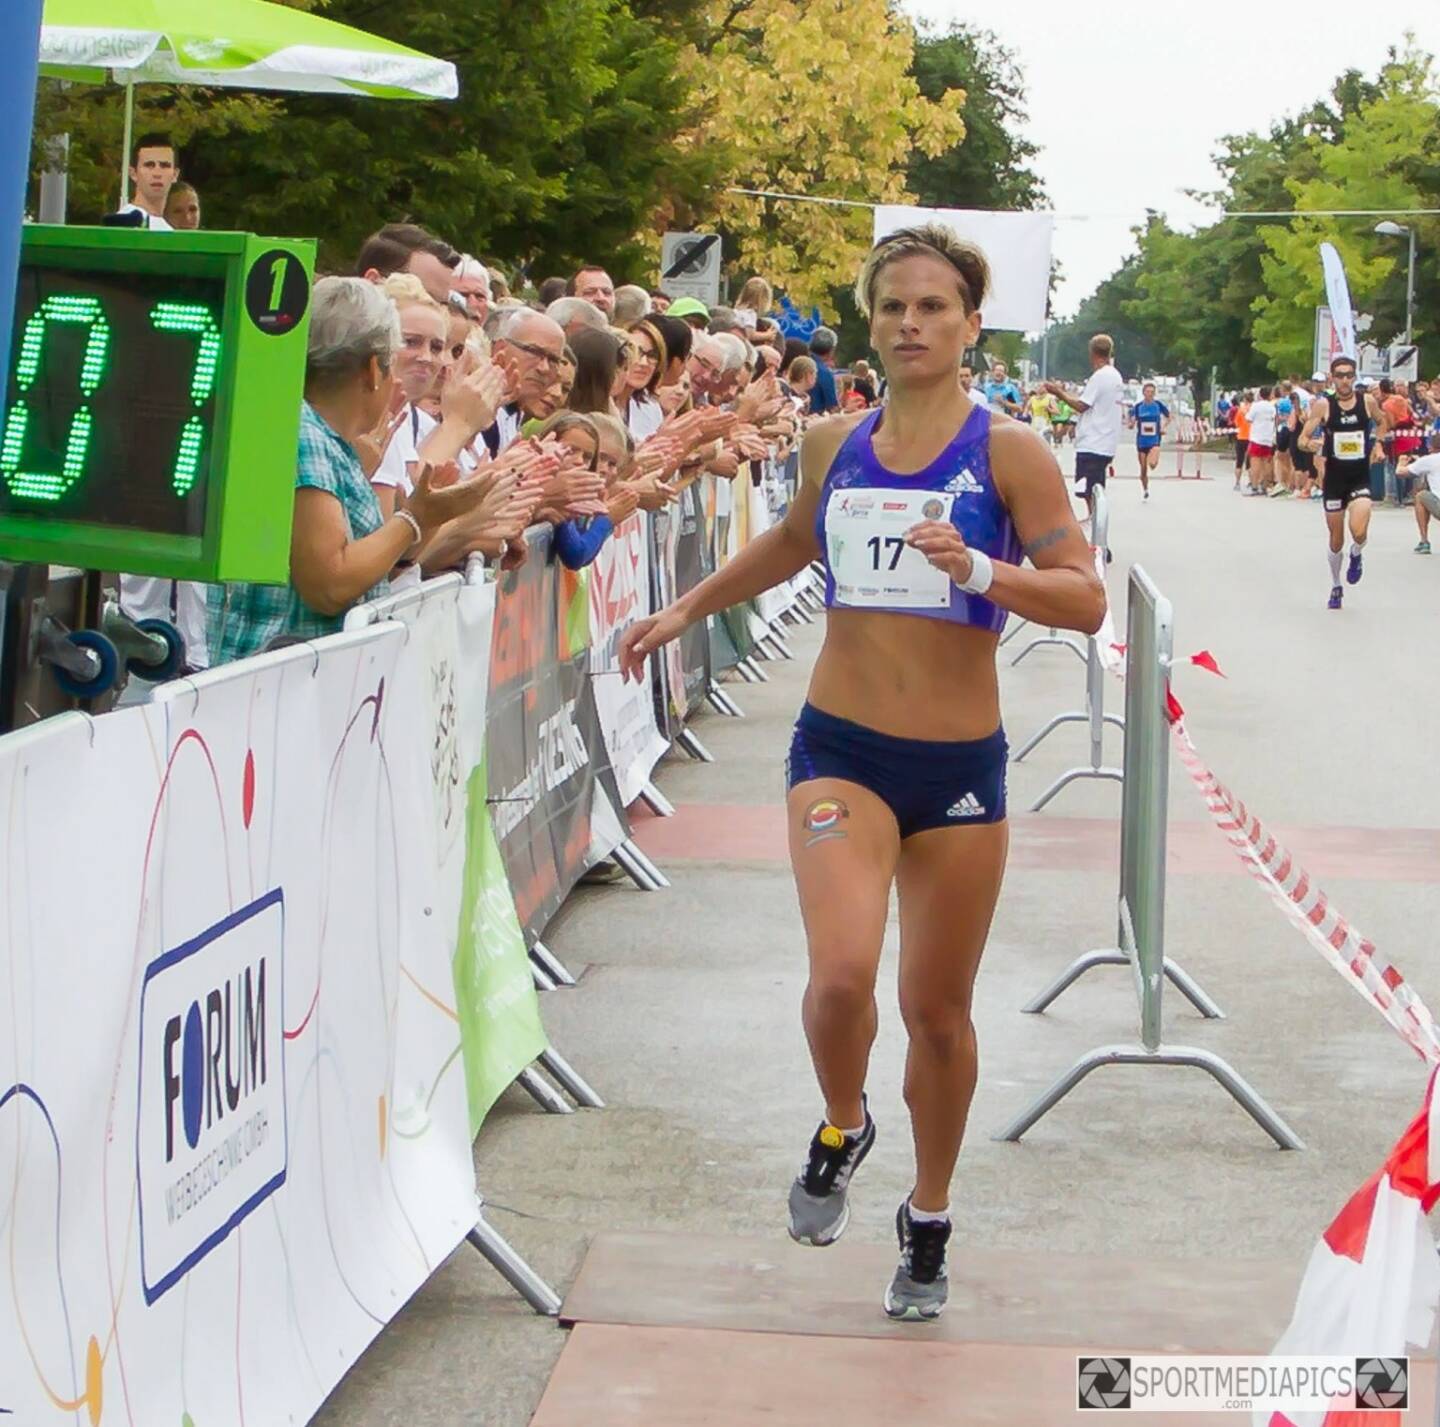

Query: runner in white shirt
1042;333;1124;505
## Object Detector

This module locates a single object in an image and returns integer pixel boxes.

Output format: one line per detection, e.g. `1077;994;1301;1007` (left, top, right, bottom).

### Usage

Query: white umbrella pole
118;80;134;211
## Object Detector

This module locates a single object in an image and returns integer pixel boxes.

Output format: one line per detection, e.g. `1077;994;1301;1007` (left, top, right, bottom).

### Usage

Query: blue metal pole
1;0;45;384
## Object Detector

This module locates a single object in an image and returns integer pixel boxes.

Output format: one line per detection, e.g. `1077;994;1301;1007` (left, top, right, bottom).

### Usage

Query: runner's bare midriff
806;608;1001;740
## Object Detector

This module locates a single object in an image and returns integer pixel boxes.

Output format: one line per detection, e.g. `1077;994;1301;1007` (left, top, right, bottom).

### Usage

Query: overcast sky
901;2;1440;325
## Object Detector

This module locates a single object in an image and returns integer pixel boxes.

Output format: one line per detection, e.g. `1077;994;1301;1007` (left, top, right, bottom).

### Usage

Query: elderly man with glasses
486;309;569;453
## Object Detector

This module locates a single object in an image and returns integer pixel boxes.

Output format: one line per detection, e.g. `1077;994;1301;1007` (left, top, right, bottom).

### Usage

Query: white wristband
957;548;994;595
393;508;422;551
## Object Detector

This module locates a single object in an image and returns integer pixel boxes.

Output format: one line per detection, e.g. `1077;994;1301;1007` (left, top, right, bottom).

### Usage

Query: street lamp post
1374;220;1416;344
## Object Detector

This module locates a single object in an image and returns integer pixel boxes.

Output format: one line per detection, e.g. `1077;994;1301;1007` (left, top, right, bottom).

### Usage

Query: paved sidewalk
314;457;1440;1426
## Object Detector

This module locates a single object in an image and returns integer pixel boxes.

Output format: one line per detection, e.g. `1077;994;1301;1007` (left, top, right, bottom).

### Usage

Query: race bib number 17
826;490;955;609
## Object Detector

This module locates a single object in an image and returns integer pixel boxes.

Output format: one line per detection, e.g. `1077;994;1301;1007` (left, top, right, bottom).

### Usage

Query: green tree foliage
31;0;722;281
906;22;1045;213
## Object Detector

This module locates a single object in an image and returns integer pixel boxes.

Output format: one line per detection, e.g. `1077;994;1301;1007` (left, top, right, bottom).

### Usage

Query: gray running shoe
883;1199;951;1320
786;1100;875;1247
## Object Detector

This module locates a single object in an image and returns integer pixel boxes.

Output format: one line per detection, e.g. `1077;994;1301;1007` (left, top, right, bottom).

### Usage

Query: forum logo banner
0;624;477;1427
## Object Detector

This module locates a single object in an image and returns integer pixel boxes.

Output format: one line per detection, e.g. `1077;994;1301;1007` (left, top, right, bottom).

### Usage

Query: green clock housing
0;226;316;583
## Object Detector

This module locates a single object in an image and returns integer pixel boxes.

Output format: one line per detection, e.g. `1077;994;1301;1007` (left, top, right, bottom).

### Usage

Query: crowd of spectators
203;218;883;662
1216;374;1440;504
104;133;884;667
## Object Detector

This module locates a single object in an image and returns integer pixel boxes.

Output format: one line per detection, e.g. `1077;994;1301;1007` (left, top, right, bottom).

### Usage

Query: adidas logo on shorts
944;468;984;495
946;792;986;819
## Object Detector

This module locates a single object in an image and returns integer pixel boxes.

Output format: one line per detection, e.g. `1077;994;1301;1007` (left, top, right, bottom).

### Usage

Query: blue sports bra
815;404;1022;634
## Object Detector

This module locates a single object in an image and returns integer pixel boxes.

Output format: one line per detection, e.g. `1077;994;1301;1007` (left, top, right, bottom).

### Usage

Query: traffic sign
660;231;722;305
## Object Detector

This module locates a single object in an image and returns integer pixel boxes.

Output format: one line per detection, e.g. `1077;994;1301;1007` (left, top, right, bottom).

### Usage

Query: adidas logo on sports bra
944;467;984;495
946;793;986;819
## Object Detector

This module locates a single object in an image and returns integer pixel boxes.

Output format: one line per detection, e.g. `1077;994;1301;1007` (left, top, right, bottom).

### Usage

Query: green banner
453;755;548;1135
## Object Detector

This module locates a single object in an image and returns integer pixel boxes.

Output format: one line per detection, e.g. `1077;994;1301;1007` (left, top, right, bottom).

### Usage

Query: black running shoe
786;1098;876;1246
884;1199;951;1320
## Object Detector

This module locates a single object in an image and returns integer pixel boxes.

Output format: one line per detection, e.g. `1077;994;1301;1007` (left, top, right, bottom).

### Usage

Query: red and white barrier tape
1088;611;1440;1064
1168;713;1440;1066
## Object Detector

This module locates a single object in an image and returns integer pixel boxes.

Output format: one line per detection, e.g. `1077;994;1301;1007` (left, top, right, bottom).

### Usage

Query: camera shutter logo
1355;1357;1408;1410
1077;1357;1131;1410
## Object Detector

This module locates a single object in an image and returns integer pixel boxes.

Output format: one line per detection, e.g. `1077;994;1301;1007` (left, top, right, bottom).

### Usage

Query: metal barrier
1012;485;1124;810
995;565;1302;1150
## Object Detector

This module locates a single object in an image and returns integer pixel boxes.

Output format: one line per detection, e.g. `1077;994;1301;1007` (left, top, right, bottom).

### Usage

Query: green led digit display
2;294;111;501
0;268;224;537
149;302;223;496
1;227;314;584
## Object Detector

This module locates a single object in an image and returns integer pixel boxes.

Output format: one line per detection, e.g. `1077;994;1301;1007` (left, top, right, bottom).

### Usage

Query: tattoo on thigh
1022;525;1070;557
801;797;850;847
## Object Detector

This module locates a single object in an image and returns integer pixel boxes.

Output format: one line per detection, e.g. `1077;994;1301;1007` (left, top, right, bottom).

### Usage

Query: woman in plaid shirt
208;278;494;662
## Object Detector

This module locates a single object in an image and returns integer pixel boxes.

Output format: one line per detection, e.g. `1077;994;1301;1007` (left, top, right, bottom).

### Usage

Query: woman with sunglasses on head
620;225;1103;1321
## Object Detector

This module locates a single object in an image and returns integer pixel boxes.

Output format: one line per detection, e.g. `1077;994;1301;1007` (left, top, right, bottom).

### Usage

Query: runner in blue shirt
1127;381;1170;500
981;360;1023;418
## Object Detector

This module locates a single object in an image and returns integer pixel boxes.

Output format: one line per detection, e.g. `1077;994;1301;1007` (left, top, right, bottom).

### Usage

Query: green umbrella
39;0;457;203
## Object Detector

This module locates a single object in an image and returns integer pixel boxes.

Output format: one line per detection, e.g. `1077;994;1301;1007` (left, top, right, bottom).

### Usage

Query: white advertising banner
872;205;1054;332
748;474;791;627
589;513;669;805
0;624;478;1427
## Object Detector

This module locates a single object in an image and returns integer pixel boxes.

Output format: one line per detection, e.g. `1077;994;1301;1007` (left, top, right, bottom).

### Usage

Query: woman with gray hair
209;277;490;662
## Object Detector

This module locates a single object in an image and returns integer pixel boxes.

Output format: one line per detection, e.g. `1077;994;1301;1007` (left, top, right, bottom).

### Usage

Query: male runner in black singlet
1299;355;1388;610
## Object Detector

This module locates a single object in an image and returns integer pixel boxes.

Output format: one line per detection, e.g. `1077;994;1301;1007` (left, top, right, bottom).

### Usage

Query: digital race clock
0;226;316;583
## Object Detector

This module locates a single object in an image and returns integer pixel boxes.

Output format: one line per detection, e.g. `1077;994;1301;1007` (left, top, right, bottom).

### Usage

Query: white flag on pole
1319;242;1358;362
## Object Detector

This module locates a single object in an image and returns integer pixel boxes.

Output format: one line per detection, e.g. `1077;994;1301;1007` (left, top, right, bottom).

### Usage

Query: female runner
619;226;1104;1320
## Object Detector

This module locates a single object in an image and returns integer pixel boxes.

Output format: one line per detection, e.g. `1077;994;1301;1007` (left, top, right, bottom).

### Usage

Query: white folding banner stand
0;626;479;1427
871;205;1055;332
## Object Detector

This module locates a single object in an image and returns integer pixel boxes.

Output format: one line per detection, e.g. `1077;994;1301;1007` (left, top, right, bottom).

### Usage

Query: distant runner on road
1300;355;1388;610
1127;380;1170;500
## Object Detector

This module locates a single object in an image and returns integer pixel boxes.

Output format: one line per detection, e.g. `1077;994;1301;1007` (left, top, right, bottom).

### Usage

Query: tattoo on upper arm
1022;525;1070;557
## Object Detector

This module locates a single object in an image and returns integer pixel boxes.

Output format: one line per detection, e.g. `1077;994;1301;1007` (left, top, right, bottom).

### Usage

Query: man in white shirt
1043;333;1125;501
115;133;179;230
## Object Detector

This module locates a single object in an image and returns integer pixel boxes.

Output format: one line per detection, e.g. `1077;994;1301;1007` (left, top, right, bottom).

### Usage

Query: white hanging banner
872;205;1054;332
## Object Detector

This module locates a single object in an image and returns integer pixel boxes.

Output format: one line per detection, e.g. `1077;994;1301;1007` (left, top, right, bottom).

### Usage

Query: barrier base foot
706;685;745;718
530;939;576;987
677;728;714;763
1021;947;1225;1019
639;781;675;817
517;1065;572;1115
467;1213;562;1316
999;618;1029;648
540;1046;605;1109
531;962;556;992
613;837;670;891
1021;949;1128;1013
992;1042;1303;1150
1011;633;1087;668
738;656;769;683
1030;765;1124;812
1013;710;1085;763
